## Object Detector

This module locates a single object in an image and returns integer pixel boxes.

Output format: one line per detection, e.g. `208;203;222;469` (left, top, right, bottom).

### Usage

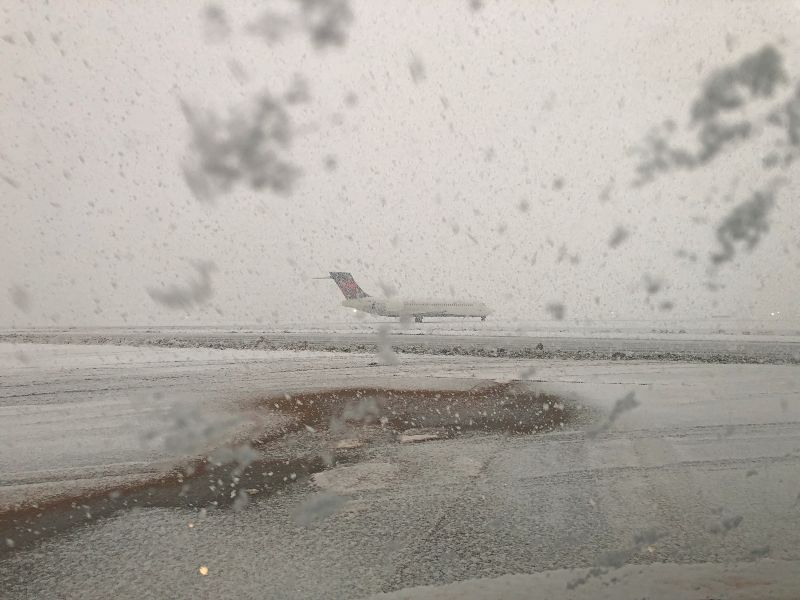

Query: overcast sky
2;0;799;327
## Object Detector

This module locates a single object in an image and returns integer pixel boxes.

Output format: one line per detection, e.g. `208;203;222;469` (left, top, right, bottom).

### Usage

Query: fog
2;0;799;327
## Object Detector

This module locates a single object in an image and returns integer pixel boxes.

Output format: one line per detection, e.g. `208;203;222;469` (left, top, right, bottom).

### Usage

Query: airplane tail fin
329;272;370;299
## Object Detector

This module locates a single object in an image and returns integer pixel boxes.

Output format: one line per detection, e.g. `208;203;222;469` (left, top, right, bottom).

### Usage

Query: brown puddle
1;382;579;554
264;382;577;436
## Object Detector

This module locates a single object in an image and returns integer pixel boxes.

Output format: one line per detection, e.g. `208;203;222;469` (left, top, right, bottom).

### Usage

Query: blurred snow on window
545;303;565;320
298;0;353;48
587;392;640;439
8;284;31;312
642;274;663;295
608;226;629;249
708;512;743;535
203;4;230;44
376;324;398;365
142;399;241;455
408;56;426;84
147;261;216;310
0;172;19;188
292;491;346;526
246;10;294;45
711;185;781;266
330;396;382;433
283;74;312;105
633;46;790;185
246;0;353;49
567;528;665;589
208;443;261;476
378;281;397;298
180;91;299;203
231;489;250;512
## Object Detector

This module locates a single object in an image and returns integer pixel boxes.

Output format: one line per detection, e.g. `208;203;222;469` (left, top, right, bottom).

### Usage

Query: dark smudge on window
711;184;781;266
545;302;565;320
180;90;299;203
8;284;31;313
633;46;792;186
246;0;353;50
147;261;217;310
409;56;426;84
587;392;640;439
608;225;629;248
203;4;231;44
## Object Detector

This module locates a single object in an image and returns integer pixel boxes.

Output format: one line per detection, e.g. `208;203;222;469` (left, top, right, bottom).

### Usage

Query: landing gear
414;316;423;323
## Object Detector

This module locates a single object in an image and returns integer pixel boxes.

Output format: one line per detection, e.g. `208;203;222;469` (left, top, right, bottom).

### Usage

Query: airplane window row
408;304;469;307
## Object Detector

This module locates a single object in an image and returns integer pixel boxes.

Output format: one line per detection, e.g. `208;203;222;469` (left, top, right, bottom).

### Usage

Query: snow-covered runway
2;340;800;598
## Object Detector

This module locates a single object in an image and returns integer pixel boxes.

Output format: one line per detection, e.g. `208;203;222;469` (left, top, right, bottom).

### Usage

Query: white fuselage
342;297;491;319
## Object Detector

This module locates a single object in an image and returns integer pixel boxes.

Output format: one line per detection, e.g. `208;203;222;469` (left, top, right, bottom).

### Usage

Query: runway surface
1;337;799;598
3;326;800;362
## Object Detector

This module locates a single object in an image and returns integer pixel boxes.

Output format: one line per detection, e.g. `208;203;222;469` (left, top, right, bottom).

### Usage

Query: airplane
316;272;491;323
